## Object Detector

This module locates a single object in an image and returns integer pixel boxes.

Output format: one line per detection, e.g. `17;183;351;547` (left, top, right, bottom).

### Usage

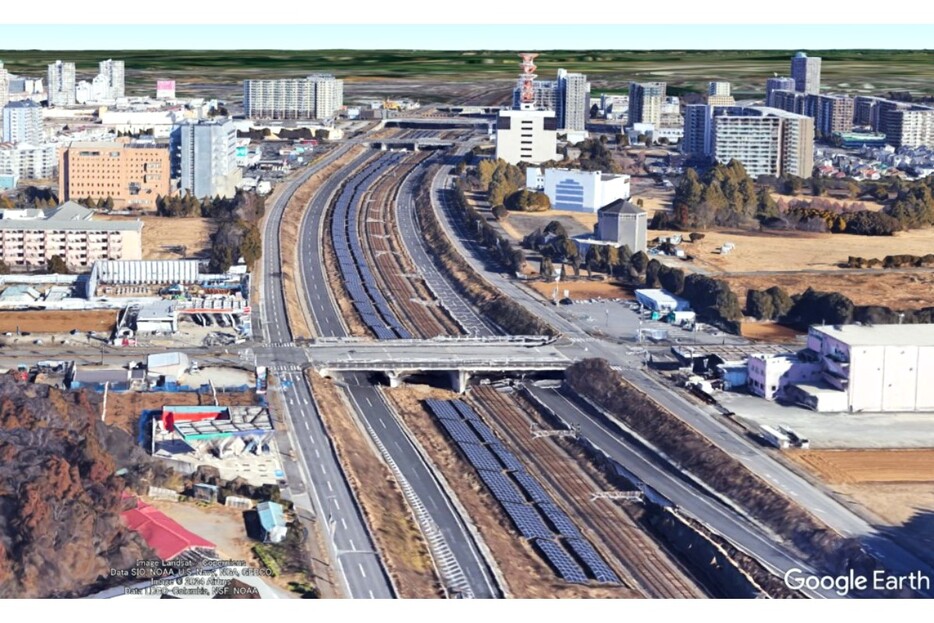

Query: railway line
468;385;706;599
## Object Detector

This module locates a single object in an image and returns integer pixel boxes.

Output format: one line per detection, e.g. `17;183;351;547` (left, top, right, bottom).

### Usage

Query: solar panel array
424;398;620;585
330;152;412;340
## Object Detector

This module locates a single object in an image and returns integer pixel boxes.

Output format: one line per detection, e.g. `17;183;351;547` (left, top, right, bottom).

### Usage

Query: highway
294;148;500;598
425;150;934;594
258;144;395;599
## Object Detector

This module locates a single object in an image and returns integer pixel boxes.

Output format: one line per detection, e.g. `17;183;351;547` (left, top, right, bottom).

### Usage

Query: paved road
258;144;395;599
426;153;934;594
295;149;500;598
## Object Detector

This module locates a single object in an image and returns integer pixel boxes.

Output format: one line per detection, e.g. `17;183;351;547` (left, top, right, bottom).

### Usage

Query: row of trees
451;178;524;274
846;254;934;269
156;190;266;221
745;286;934;328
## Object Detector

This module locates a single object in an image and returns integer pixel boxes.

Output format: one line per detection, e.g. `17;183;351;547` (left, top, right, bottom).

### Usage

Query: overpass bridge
253;337;572;392
370;139;454;151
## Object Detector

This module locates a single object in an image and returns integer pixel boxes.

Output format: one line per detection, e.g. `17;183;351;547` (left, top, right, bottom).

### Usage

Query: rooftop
121;498;215;561
812;323;934;347
257;501;287;531
599;198;645;216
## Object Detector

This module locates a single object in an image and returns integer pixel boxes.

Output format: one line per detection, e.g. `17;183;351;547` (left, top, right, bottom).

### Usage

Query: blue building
256;501;288;544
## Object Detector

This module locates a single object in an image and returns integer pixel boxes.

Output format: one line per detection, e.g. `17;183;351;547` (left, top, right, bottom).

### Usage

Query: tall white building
885;108;934;148
0;61;9;109
628;82;666;127
708;82;731;97
2;100;43;144
511;69;589;132
96;59;125;100
682;104;713;158
0;142;57;180
494;107;558;165
766;77;796;103
791;52;821;95
47;60;76;107
173;119;242;199
243;74;343;120
712;106;814;178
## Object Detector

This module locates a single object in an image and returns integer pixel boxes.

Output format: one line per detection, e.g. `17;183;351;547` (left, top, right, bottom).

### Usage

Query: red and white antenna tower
518;53;539;105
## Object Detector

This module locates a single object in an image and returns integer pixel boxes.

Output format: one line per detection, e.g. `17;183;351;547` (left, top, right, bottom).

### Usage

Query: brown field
740;322;804;342
653;227;934;274
789;450;934;484
0;310;117;333
769;192;887;213
526;278;634;302
724;271;934;311
99;215;217;260
103;389;258;435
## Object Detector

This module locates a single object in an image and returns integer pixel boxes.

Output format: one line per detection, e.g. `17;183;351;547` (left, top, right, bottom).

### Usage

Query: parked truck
255;366;268;395
779;425;810;449
759;425;791;449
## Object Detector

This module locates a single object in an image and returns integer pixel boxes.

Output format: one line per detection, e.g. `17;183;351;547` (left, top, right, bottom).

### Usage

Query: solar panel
467;419;500;445
451;400;481;421
565;539;620;584
458;444;503;472
478;471;526;504
512;472;551;504
538;503;582;539
535;540;589;584
501;501;554;540
438;418;482;444
487;443;525;472
425;400;462;421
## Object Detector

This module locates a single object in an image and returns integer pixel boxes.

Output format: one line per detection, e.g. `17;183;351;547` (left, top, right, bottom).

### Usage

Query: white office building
628;82;666;127
494;107;558;165
2;100;43;144
526;166;630;213
0;142;56;180
173;119;242;199
712;106;814;178
791;52;821;95
47;60;76;107
243;75;343;120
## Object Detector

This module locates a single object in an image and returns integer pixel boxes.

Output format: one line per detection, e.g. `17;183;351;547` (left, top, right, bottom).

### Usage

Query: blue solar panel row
437;418;483;445
501;502;555;540
565;539;621;584
511;471;551;504
450;400;481;421
466;419;501;445
459;444;503;472
487;443;526;472
477;471;526;504
535;540;589;584
537;502;582;539
425;399;462;421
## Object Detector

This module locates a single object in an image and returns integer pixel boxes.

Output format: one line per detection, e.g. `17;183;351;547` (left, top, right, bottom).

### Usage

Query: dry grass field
99;215;218;260
0;310;117;333
526;278;634;301
789;450;934;484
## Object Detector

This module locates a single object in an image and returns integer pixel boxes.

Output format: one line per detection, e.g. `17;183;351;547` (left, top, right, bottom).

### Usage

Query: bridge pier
386;371;403;389
379;142;387;151
450;369;470;394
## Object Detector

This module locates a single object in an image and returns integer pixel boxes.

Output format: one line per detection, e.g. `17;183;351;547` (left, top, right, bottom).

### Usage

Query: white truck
759;425;791;449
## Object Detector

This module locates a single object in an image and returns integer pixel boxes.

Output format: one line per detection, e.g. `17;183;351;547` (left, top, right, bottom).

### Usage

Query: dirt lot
279;148;365;339
526;278;634;302
385;384;640;599
769;192;886;213
788;449;934;484
724;271;934;311
102;389;258;436
654;227;934;274
100;215;217;260
0;310;117;333
740;322;804;342
306;372;441;598
501;209;599;241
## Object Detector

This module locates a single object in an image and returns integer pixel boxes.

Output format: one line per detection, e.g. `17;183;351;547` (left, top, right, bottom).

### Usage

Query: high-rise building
557;69;590;132
172;119;242;199
885;108;934;148
708;82;731;97
854;96;885;128
0;61;9;109
0;142;57;180
47;60;76;107
58;138;171;210
2;100;43;144
769;89;806;114
682;104;714;158
494;108;559;165
712;106;813;178
96;59;125;100
813;94;854;137
791;52;821;95
243;75;343;120
628;82;666;127
511;69;589;132
765;77;796;102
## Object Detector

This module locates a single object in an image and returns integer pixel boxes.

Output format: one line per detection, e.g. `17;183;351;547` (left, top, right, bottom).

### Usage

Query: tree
630;250;649;274
102;196;114;211
491;204;508;220
540;256;554;278
47;255;69;274
589;103;600;118
0;261;10;275
239;222;263;267
689;232;706;243
505;190;550;212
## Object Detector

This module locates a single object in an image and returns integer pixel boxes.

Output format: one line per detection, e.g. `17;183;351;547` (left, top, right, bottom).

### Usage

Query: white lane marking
379;418;386;429
341;518;348;530
303;420;309;431
327;481;333;492
333;499;340;510
321;465;327;475
349;539;355;551
358;563;367;578
314;448;320;458
368;590;375;599
365;396;372;407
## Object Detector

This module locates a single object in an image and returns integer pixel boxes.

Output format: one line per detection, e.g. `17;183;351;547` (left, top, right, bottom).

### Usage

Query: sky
0;24;933;51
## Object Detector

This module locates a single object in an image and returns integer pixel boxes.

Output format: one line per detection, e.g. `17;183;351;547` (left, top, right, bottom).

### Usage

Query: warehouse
635;288;691;314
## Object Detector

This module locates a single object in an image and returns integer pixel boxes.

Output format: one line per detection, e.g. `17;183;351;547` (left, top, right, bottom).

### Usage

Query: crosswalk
268;341;298;348
269;364;303;372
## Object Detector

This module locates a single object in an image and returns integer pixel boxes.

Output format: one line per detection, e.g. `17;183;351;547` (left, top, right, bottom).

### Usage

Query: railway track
358;151;462;339
468;385;705;599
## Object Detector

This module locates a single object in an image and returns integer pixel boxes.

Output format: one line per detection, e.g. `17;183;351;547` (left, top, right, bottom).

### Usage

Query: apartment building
172;119;241;199
0;61;9;109
97;59;125;100
0;142;56;180
511;69;590;131
494;108;559;165
712;106;814;178
682;104;713;158
2;100;43;144
765;77;796;102
886;108;934;148
243;74;343;120
58;139;171;210
854;95;886;128
628;82;666;127
813;94;855;137
47;60;76;107
0;201;142;270
791;52;821;95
